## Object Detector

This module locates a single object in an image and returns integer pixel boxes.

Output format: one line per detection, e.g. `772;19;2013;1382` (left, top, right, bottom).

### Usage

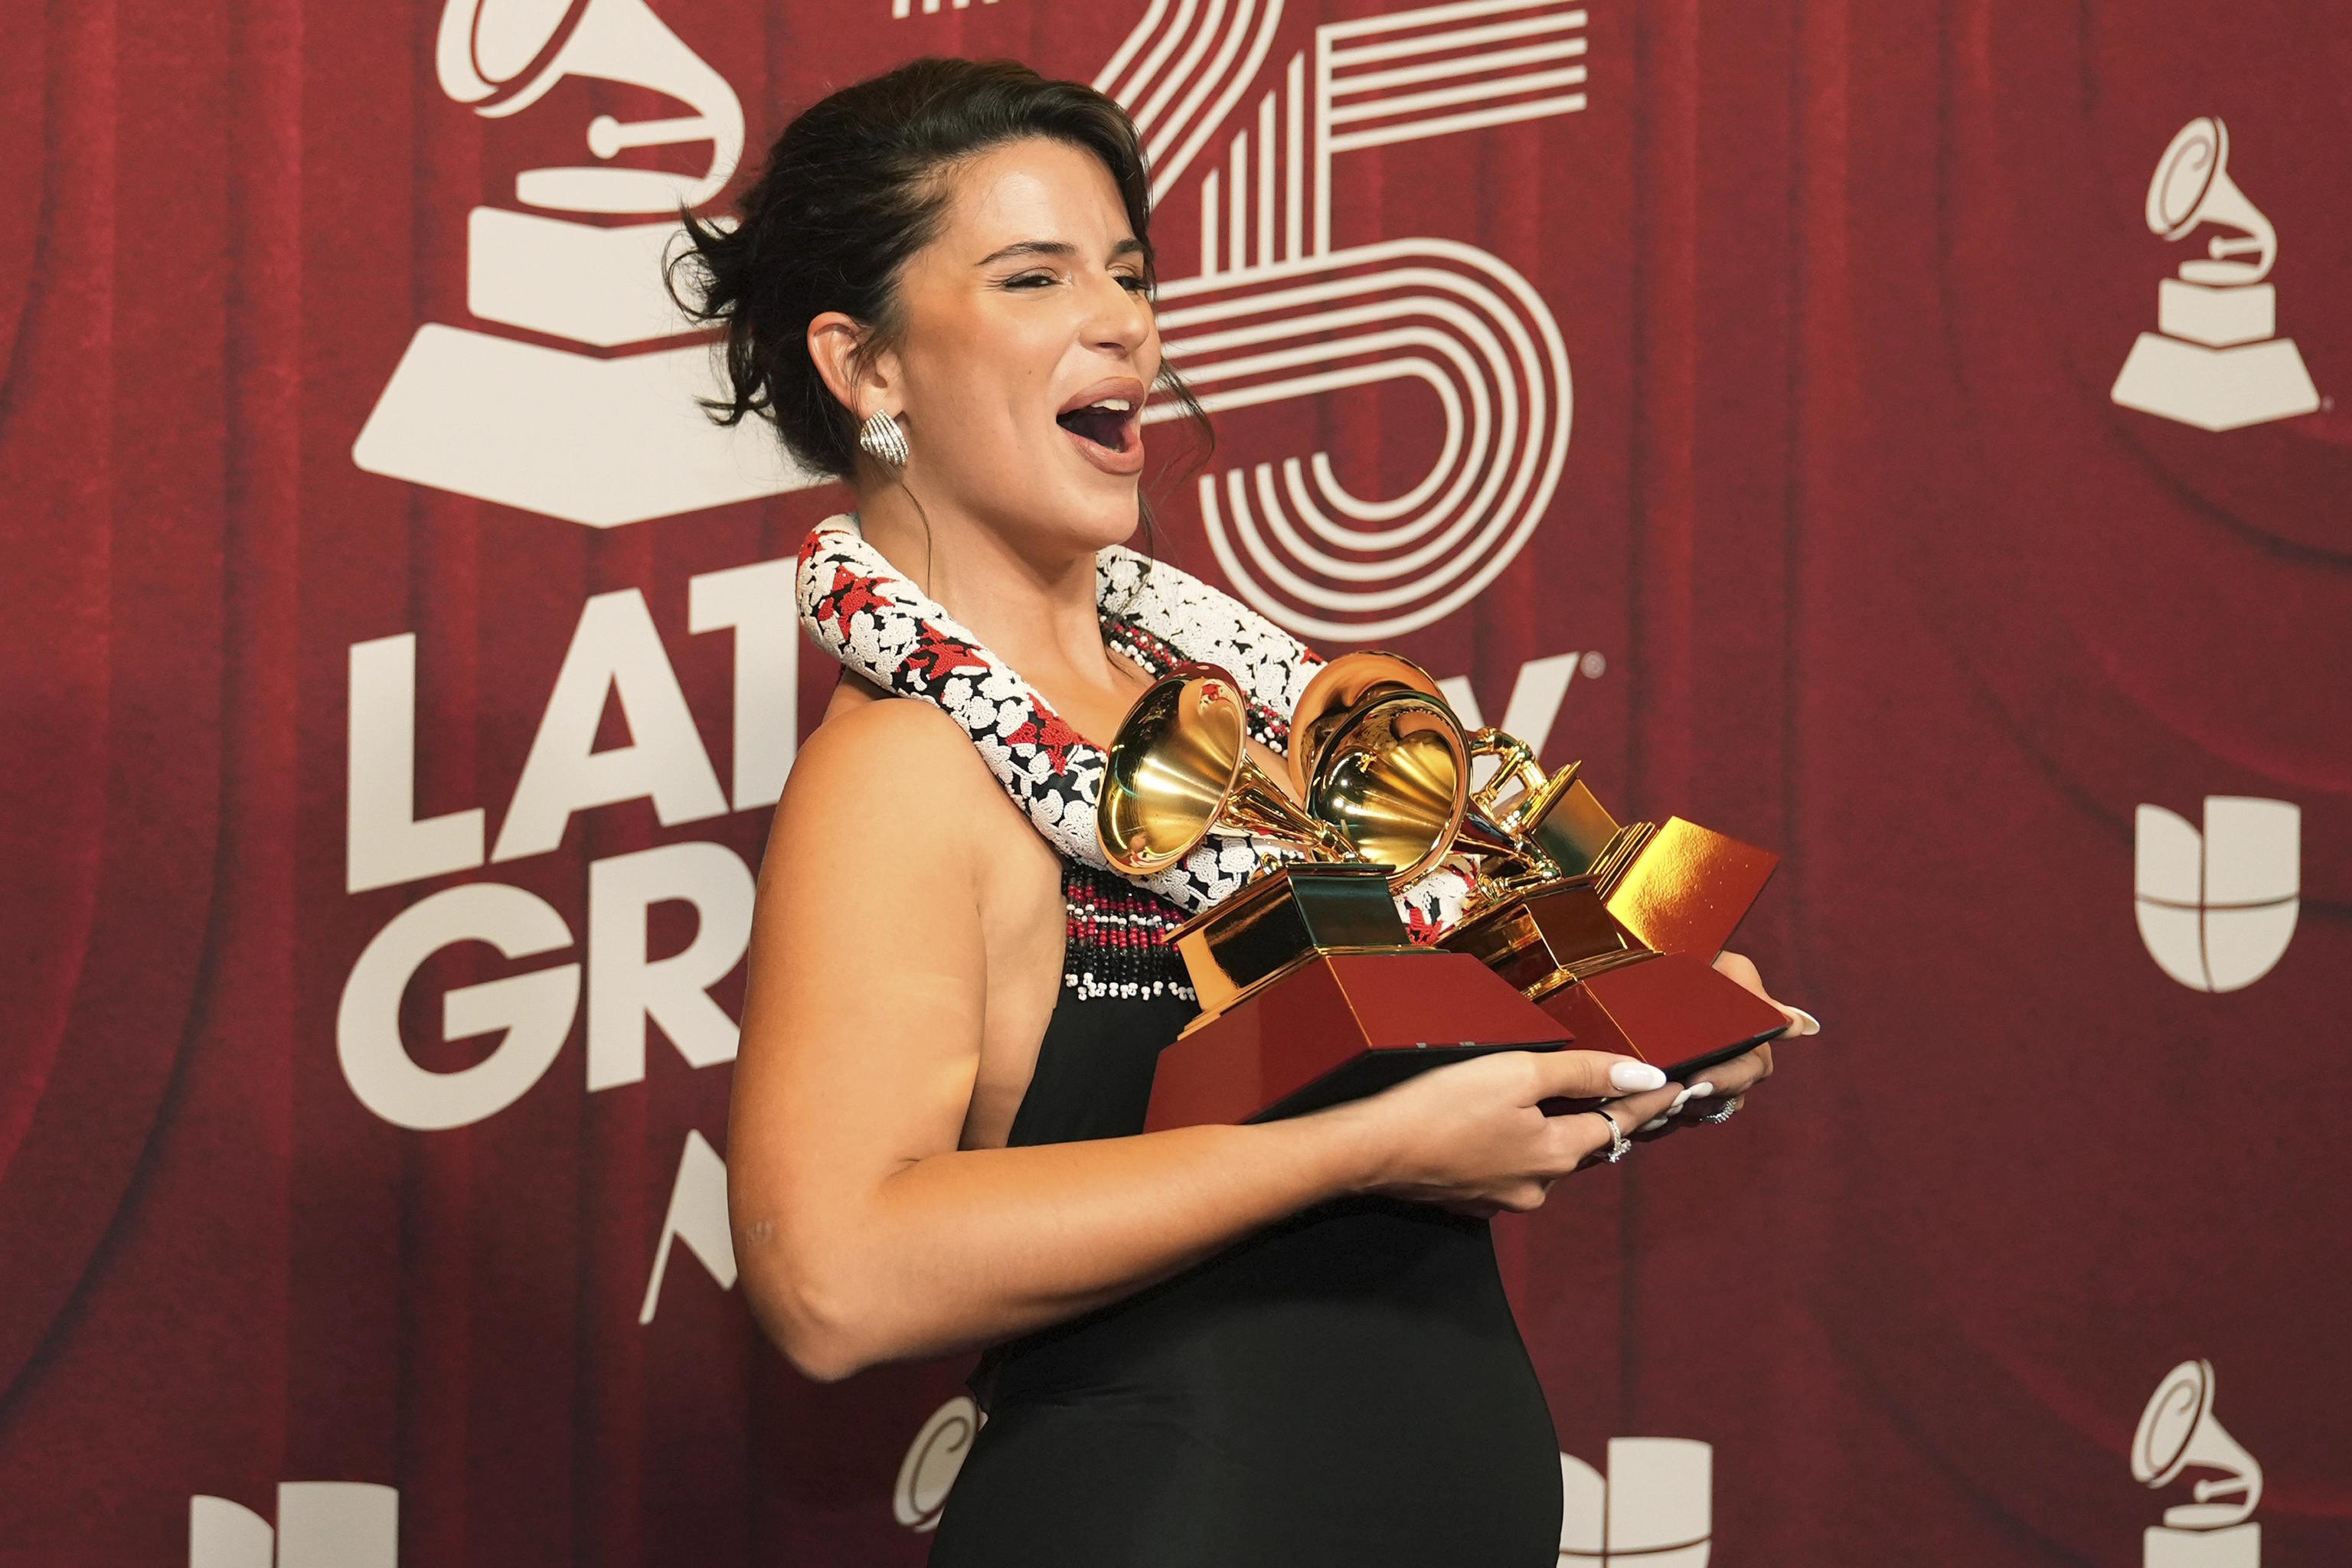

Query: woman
679;57;1807;1566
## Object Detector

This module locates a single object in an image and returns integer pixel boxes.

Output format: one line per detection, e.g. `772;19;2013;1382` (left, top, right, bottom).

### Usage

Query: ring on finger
1588;1106;1632;1162
1697;1094;1745;1126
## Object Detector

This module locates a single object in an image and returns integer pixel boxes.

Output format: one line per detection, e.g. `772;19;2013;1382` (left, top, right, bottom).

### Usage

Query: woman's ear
808;312;897;421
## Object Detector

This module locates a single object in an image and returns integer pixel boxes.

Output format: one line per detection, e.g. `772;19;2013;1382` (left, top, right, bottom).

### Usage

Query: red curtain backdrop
2;1;2344;1562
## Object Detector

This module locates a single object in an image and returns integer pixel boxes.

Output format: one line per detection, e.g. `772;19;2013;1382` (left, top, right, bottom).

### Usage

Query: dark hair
668;56;1211;504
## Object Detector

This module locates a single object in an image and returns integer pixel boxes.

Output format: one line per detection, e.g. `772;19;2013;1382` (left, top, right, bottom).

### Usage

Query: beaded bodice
1059;857;1194;1004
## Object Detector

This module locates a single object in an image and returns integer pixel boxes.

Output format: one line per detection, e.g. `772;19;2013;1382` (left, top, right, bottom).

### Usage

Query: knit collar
795;514;1469;929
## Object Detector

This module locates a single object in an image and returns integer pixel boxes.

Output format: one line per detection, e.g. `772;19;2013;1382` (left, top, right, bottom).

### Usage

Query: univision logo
191;1485;397;1568
2133;796;2299;992
1559;1439;1711;1566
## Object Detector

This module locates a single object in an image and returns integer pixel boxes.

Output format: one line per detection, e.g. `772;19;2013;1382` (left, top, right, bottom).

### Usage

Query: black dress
927;861;1563;1567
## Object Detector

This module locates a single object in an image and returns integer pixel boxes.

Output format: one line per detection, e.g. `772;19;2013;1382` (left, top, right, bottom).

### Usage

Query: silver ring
1697;1094;1744;1126
1589;1107;1632;1162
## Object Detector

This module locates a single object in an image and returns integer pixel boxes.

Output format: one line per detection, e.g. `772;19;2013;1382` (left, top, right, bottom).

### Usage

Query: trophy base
1442;878;1786;1081
2144;1522;2258;1568
2111;331;2319;432
1537;951;1789;1083
1143;950;1570;1131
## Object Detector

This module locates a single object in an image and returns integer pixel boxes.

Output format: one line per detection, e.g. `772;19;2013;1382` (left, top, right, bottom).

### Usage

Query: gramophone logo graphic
2133;796;2299;993
352;0;815;525
2132;1360;2262;1568
2110;116;2321;433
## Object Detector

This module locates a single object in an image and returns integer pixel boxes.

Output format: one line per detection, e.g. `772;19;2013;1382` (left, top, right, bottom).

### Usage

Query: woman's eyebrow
975;237;1147;267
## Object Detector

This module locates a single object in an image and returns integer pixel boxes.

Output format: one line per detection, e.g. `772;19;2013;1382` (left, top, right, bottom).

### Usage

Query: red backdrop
2;1;2345;1563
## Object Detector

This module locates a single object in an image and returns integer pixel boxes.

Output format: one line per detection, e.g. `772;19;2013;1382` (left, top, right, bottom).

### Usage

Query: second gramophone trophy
1099;665;1570;1132
1292;654;1791;1085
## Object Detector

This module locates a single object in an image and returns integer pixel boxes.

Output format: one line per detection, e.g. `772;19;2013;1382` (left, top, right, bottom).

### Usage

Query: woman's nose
1083;275;1153;355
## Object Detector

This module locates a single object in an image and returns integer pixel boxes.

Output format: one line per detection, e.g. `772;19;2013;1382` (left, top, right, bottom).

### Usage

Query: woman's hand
1331;1048;1687;1217
1629;949;1817;1142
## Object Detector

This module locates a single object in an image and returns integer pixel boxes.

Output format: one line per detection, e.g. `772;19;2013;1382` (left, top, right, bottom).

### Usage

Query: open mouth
1055;397;1138;452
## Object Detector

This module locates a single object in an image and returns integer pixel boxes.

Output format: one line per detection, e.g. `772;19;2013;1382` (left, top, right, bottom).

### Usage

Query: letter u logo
2134;796;2299;992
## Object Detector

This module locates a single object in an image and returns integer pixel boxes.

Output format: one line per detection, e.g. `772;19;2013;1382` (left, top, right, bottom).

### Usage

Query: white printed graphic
2110;117;2321;433
2134;1361;2262;1568
338;559;793;1132
2133;796;2298;992
354;0;814;524
893;0;1000;15
1100;0;1292;209
337;841;756;1129
639;1129;739;1324
895;1396;985;1531
1560;1439;1711;1566
1117;0;1582;639
190;1484;397;1568
1440;648;1595;787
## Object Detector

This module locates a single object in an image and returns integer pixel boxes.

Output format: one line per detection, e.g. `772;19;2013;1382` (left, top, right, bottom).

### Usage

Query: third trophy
1289;654;1791;1083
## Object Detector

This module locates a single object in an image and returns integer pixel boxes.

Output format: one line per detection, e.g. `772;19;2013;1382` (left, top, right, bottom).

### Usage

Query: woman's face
877;137;1163;555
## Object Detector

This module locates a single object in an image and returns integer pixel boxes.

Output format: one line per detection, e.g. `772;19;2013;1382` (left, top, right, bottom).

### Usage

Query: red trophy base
1536;952;1788;1083
1143;949;1570;1132
1444;874;1788;1086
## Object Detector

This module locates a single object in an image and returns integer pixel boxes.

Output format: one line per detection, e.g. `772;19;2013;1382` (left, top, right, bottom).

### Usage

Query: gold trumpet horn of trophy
1291;654;1792;1084
1097;663;1570;1131
1288;652;1555;899
1099;665;1360;877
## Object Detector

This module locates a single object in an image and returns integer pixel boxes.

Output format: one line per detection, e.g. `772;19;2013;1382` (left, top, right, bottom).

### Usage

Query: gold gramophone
1292;653;1789;1083
1285;654;1541;893
1100;663;1570;1131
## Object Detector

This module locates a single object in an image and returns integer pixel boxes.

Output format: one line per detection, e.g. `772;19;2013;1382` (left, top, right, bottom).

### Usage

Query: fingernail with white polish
1781;1007;1821;1037
1609;1061;1668;1093
1640;1116;1670;1132
1668;1085;1700;1112
1690;1081;1717;1099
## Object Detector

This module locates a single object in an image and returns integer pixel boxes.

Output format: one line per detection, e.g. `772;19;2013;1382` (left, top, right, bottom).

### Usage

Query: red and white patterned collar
795;514;1471;931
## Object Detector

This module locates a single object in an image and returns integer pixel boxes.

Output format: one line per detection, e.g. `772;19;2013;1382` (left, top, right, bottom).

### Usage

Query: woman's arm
727;697;1679;1382
725;698;1373;1380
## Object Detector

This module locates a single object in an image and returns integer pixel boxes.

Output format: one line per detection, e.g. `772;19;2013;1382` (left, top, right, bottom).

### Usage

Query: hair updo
668;56;1210;488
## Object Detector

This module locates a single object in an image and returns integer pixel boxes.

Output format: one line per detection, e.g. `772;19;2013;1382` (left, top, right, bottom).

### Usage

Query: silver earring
858;409;910;469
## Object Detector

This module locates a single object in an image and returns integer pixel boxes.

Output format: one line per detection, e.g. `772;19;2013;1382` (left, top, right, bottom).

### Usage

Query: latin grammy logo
2110;116;2321;432
2133;1360;2262;1567
353;0;815;527
2132;796;2299;994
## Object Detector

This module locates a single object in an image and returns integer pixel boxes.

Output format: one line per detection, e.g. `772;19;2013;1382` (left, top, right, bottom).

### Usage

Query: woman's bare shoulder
769;675;1012;871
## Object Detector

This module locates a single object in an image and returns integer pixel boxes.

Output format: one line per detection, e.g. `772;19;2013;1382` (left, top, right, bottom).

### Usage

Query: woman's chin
1025;482;1146;554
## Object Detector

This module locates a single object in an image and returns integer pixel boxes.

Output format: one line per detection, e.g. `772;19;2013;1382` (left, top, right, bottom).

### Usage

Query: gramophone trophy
1289;654;1789;1083
1102;665;1571;1132
2110;116;2321;433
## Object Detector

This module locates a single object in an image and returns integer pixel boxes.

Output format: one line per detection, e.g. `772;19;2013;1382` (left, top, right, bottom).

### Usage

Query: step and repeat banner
1;1;2344;1562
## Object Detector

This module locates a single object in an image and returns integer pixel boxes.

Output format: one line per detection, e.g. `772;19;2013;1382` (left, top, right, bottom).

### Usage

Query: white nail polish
1609;1061;1669;1093
1640;1116;1670;1132
1668;1085;1700;1112
1690;1081;1716;1099
1782;1007;1821;1037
